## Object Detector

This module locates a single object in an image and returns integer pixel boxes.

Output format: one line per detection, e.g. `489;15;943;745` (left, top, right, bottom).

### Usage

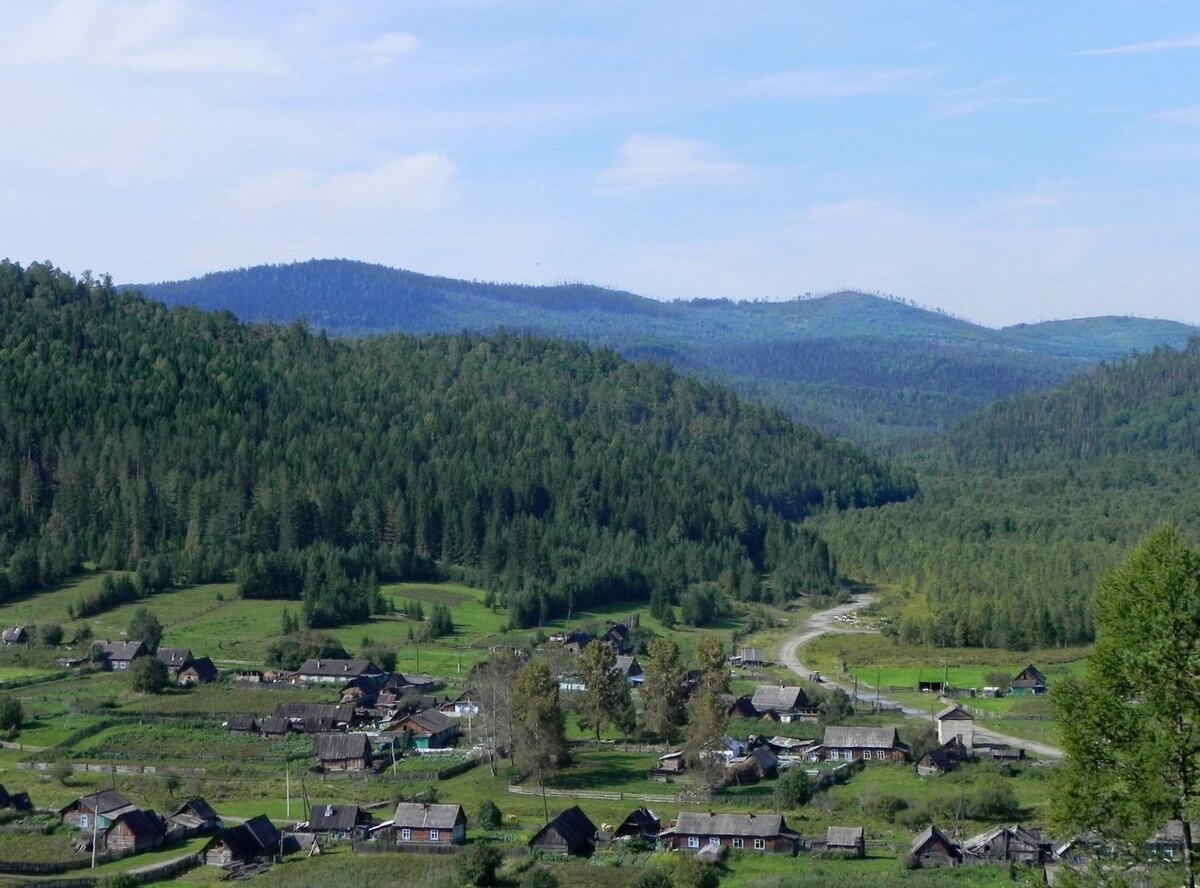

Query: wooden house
824;826;866;858
259;717;292;738
178;657;218;685
917;738;970;776
313;732;373;772
561;632;593;656
935;704;975;747
727;696;759;719
391;802;467;846
155;647;193;677
98;641;149;671
652;751;686;779
275;702;358;730
658;812;799;854
294;659;384;684
60;790;138;831
750;686;811;723
303;803;374;841
910;824;962;868
1010;665;1047;696
387;709;460;749
167;798;220;839
103;808;167;854
962;824;1049;865
529;806;597;857
614;655;643;685
1;627;28;645
1147;819;1194;861
821;726;909;762
225;715;259;734
613;807;660;842
732;648;764;667
202;814;280;867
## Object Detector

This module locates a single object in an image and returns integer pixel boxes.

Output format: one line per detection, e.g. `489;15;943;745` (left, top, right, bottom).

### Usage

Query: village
0;579;1165;888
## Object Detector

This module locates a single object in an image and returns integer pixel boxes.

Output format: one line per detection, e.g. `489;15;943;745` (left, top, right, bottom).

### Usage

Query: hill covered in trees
132;260;1199;452
0;261;913;628
811;341;1200;650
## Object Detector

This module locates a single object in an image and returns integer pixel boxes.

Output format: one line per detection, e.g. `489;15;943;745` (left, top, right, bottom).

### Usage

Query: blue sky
2;1;1198;326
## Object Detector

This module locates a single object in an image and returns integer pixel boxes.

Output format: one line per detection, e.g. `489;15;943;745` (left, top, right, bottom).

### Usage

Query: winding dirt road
778;594;1063;760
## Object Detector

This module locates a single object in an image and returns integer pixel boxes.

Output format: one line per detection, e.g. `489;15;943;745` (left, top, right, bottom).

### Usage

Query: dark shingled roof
275;702;355;724
312;732;371;762
62;789;135;817
156;648;193;668
398;709;456;735
308;804;370;832
172;798;218;822
210;814;280;858
259;717;292;735
936;704;973;721
530;805;597;850
393;803;465;830
101;640;148;662
180;656;219;682
295;659;382;679
911;824;961;857
109;808;166;840
751;685;807;712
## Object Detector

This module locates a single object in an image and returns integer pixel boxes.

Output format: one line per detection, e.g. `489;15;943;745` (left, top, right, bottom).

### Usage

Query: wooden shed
910;824;962;868
529;806;597;857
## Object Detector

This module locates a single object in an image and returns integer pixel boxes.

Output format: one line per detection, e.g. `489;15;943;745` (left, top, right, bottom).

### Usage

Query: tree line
0;261;913;629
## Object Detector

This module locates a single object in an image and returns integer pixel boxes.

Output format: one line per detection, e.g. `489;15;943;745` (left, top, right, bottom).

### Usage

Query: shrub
39;623;64;646
774;766;815;808
456;844;503;887
477;799;502;829
129;657;169;694
0;697;23;732
520;867;560;888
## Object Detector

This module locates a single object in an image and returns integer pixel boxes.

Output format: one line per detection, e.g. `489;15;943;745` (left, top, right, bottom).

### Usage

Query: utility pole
90;799;98;869
286;763;291;819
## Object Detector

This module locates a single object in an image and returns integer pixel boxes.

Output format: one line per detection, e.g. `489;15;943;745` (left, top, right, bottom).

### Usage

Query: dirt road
778;594;1064;760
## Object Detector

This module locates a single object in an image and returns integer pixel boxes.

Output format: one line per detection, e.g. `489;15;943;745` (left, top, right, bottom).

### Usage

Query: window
708;837;720;846
732;838;744;849
400;828;411;841
430;830;440;842
687;837;699;848
79;814;89;829
754;839;766;850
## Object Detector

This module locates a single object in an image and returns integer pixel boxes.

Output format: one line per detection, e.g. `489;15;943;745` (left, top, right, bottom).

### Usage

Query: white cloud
737;66;935;98
1151;105;1200;125
1076;32;1200;56
228;154;458;219
0;0;286;75
600;136;745;191
352;31;421;70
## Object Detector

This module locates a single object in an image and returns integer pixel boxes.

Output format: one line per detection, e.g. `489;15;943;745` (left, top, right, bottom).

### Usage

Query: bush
630;871;673;888
477;799;502;830
0;697;22;732
520;867;560;888
39;623;64;647
774;766;815;808
862;792;909;821
456;844;503;887
128;657;169;694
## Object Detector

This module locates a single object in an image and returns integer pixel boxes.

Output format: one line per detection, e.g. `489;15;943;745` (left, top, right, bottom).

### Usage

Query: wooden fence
506;784;708;805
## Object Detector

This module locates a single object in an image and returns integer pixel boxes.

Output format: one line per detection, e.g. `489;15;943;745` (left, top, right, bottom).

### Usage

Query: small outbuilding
303;804;374;841
825;826;865;858
613;807;661;842
103;809;167;854
529;805;597;857
313;732;373;772
202;814;280;867
910;824;962;868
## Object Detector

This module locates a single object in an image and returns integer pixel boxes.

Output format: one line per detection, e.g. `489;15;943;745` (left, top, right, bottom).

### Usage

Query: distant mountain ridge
131;259;1199;451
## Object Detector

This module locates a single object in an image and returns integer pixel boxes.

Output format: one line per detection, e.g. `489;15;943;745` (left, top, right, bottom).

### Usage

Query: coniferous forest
0;261;914;629
812;341;1200;650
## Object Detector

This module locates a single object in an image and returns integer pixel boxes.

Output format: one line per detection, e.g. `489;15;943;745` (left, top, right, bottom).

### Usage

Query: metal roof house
821;726;909;763
659;812;800;855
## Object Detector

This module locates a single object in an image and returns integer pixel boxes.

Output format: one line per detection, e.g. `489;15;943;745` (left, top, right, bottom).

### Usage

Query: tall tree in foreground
640;639;686;742
468;651;522;776
578;640;622;741
1053;526;1200;888
512;660;569;822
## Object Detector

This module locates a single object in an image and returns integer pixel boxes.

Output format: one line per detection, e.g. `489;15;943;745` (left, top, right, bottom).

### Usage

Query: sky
1;1;1199;327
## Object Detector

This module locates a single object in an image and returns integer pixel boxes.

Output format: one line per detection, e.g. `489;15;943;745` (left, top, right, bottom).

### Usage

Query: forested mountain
811;341;1200;650
0;261;913;628
133;260;1199;453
